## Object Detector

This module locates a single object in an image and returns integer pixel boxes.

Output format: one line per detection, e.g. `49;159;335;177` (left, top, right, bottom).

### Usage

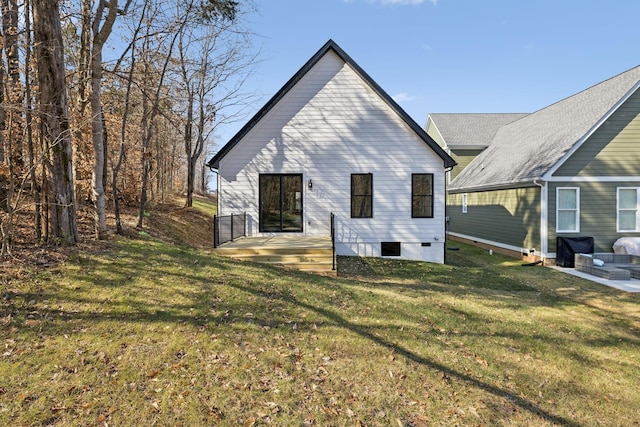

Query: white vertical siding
218;51;446;263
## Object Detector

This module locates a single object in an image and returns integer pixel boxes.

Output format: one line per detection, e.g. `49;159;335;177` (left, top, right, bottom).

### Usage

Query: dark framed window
351;173;372;218
259;174;303;232
412;173;434;218
381;242;401;256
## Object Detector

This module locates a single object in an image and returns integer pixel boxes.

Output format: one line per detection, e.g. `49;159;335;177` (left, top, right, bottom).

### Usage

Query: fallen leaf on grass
146;370;160;379
208;406;223;421
475;354;488;368
407;414;429;427
96;406;115;422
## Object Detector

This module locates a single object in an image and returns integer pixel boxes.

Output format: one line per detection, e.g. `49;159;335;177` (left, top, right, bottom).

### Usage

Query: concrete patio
550;266;640;292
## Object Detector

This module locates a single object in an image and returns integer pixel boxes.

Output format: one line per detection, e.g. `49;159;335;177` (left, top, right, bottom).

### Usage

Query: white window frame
617;187;640;232
462;193;468;214
556;187;580;233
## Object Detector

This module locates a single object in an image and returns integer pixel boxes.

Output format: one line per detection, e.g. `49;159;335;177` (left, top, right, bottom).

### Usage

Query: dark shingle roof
429;113;528;149
207;39;456;170
449;66;640;192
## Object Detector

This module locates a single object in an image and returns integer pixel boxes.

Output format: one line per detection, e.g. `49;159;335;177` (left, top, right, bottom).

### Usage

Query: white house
207;40;456;263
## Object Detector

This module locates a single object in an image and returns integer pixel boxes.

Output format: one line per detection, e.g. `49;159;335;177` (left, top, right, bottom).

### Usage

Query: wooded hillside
0;0;256;257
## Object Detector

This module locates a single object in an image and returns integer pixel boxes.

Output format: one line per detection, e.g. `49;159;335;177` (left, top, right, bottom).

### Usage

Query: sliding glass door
259;174;303;232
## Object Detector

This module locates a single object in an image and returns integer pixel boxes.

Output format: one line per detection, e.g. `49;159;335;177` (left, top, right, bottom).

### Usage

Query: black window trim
258;173;304;233
351;173;373;218
411;173;434;218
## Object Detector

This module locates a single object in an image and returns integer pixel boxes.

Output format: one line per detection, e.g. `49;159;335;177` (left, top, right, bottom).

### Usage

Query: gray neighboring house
427;65;640;263
426;113;528;182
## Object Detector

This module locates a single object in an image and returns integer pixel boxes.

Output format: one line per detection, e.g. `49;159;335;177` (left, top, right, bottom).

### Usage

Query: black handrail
330;212;336;271
213;212;246;248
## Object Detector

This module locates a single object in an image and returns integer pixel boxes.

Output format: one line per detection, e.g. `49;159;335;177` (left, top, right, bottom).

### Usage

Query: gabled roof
449;65;640;192
428;113;528;149
207;39;456;170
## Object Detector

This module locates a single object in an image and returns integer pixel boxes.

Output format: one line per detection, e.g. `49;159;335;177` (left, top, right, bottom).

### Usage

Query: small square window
381;242;401;256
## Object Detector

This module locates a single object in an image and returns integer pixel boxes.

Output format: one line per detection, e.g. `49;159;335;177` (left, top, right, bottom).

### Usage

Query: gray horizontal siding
447;187;540;251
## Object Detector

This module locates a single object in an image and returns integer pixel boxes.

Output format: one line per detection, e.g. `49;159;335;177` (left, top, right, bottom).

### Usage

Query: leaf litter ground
2;197;640;426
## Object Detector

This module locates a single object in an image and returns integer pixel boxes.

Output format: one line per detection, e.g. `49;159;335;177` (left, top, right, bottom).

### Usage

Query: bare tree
111;0;149;235
176;1;258;207
24;0;41;243
33;0;78;245
0;0;26;256
82;0;132;238
136;12;182;228
2;0;23;173
0;0;261;254
0;25;6;215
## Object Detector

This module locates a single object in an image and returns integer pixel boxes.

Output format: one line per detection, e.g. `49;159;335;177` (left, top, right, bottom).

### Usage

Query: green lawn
2;236;639;426
191;195;217;217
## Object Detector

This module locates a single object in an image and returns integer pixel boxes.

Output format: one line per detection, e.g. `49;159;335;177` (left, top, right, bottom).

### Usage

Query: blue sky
216;0;639;146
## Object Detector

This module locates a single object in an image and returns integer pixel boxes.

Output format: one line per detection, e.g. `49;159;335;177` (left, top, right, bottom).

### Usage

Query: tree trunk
112;142;125;234
136;22;183;228
0;38;6;214
111;0;142;235
24;0;41;242
137;91;151;228
89;0;118;239
200;157;206;194
33;0;78;245
184;90;194;207
2;0;23;175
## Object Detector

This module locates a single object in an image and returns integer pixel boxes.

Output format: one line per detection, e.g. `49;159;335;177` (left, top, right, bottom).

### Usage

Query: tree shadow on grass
224;278;583;427
7;239;636;426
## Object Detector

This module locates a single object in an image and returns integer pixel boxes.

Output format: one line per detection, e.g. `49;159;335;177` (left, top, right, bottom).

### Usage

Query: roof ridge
208;39;456;169
430;112;529;115
526;65;640;116
449;65;640;191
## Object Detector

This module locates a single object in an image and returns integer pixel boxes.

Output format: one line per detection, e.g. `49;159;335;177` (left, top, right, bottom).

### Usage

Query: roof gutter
448;179;540;194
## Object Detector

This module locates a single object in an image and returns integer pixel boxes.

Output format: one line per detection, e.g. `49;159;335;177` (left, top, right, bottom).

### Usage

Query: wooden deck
213;236;336;275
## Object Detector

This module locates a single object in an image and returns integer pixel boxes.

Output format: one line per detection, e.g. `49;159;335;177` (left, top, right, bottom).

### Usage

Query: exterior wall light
308;179;313;190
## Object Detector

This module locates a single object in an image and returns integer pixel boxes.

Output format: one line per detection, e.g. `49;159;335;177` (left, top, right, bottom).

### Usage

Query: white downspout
534;179;547;263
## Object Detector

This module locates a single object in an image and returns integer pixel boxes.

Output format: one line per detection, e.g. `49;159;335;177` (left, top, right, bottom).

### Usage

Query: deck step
214;247;333;256
225;253;331;263
213;237;336;275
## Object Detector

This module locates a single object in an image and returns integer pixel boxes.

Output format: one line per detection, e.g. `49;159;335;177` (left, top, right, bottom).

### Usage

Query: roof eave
446;144;489;150
448;179;541;194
